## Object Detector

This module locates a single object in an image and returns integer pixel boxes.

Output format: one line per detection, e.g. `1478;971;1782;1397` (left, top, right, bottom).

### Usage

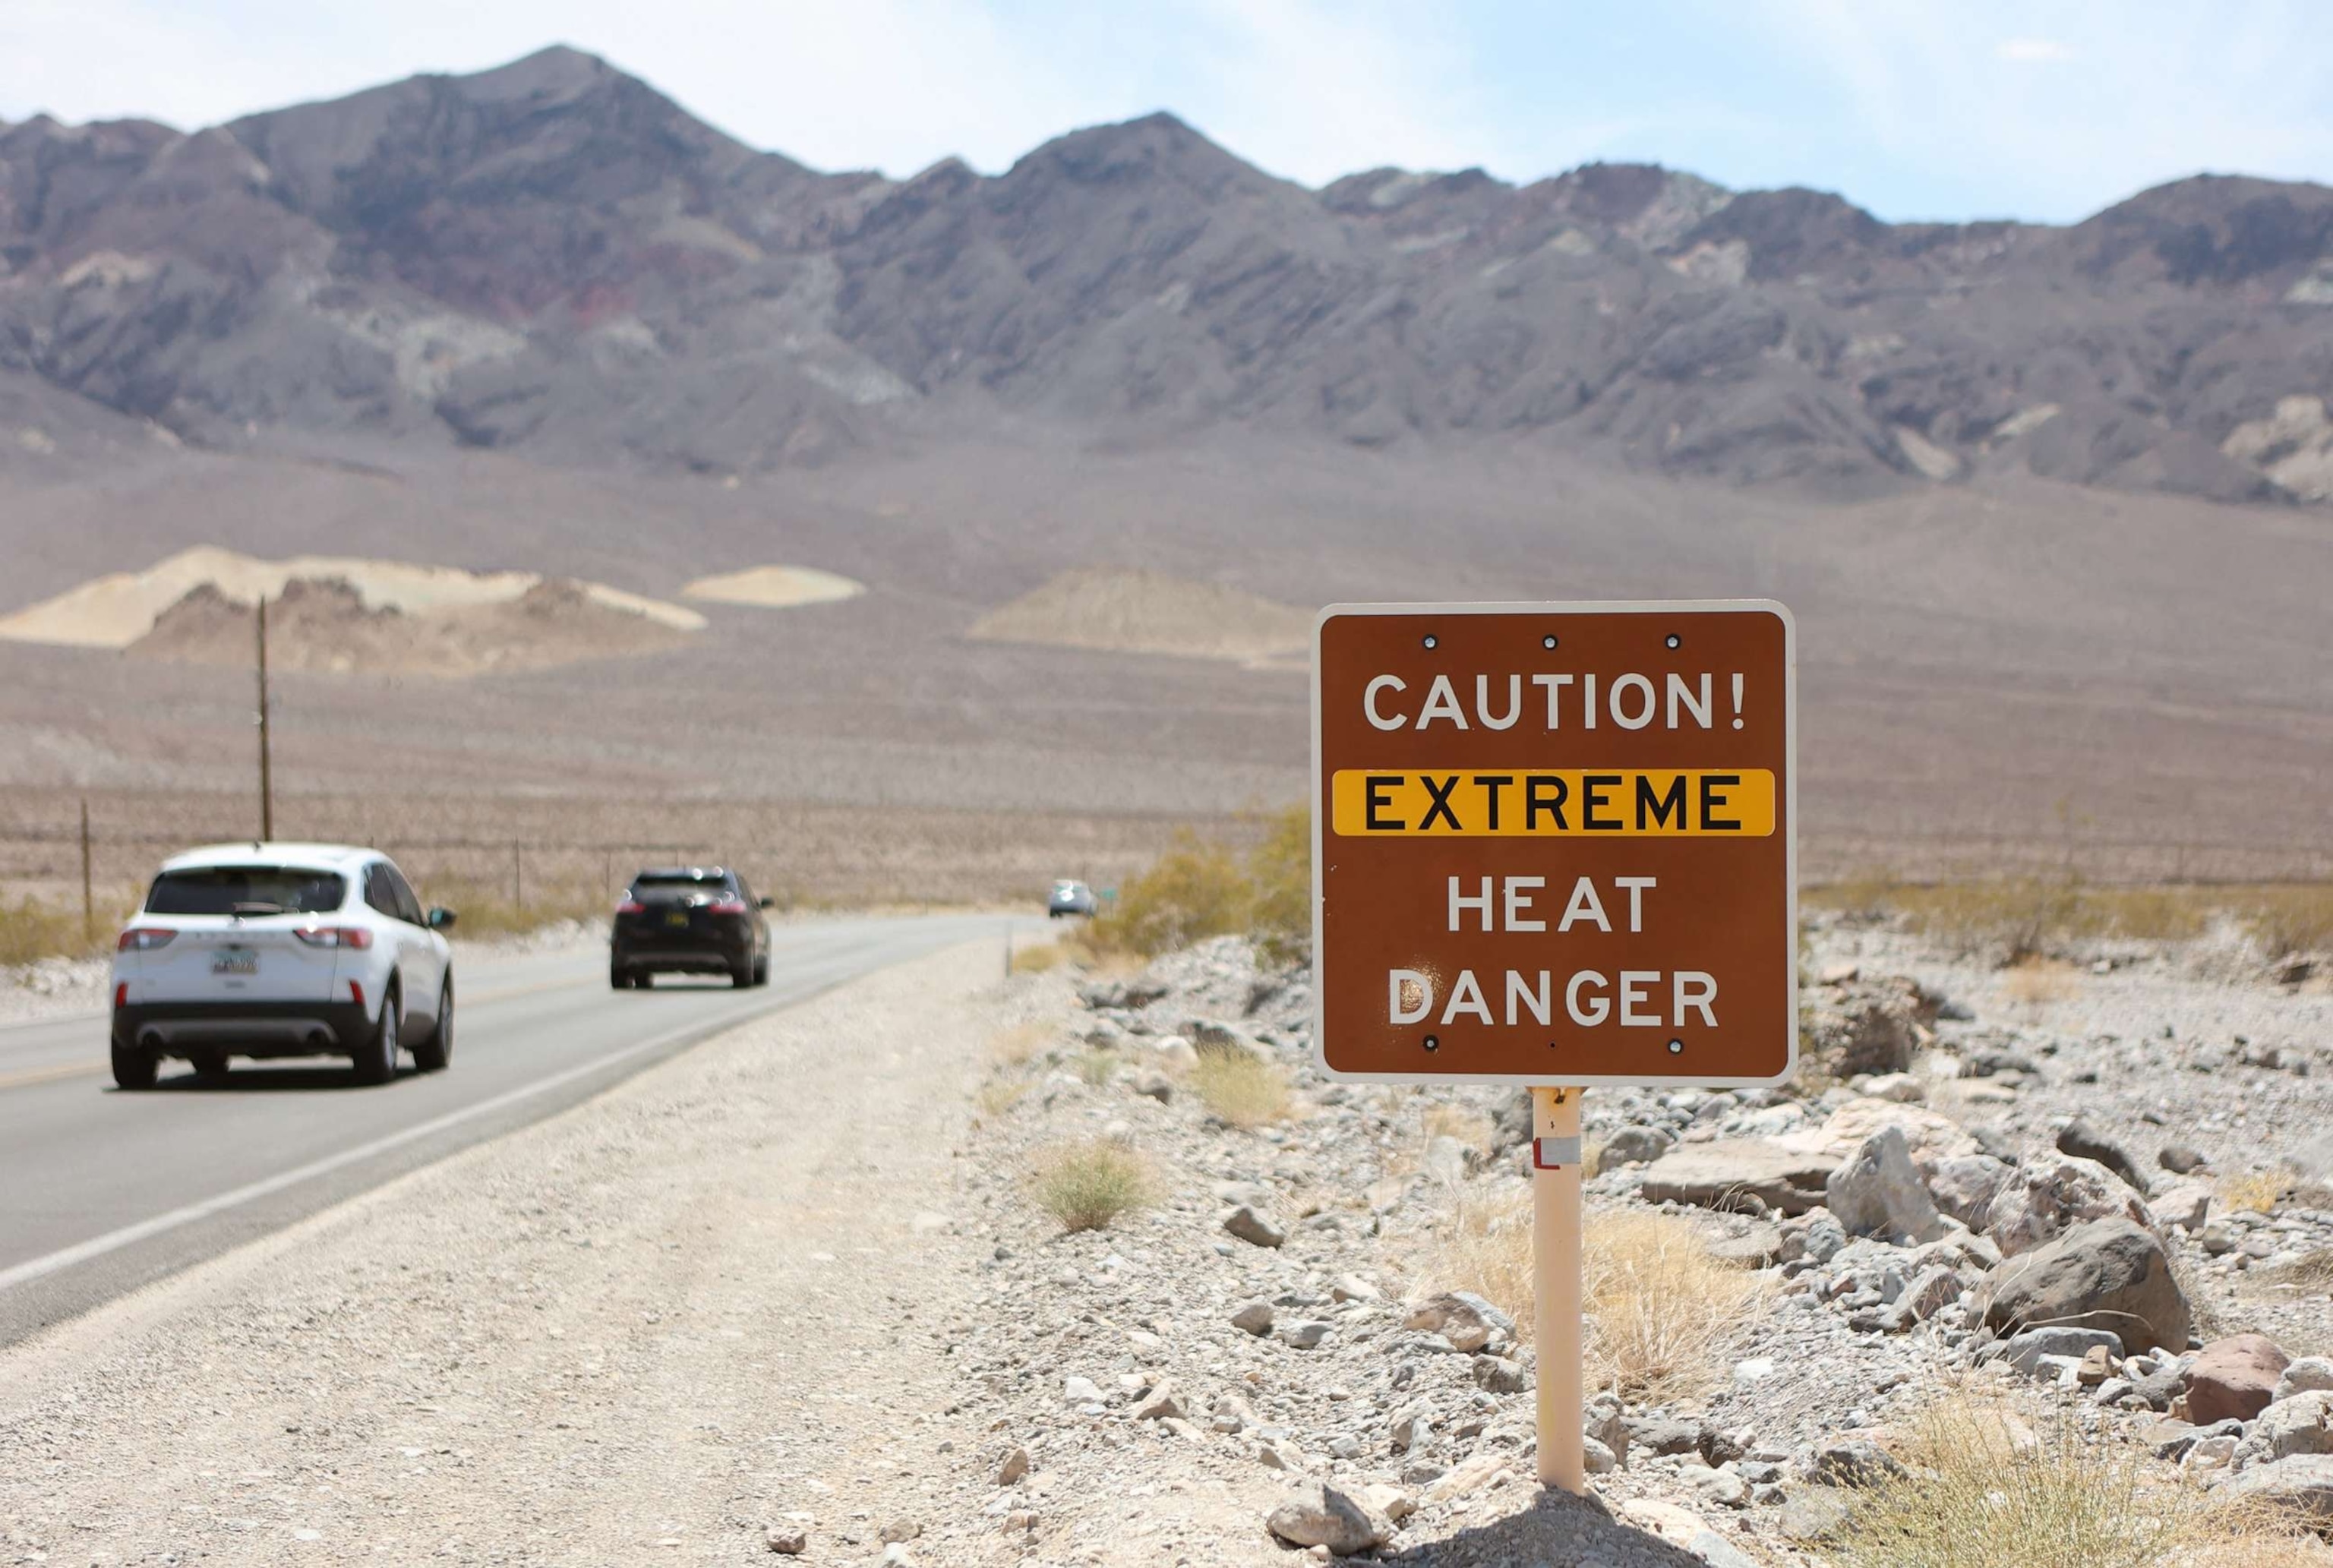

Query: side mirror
757;896;775;910
427;907;458;930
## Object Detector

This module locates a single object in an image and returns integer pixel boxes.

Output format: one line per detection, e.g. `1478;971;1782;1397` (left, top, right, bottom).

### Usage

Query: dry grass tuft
1810;876;2333;962
2249;885;2333;958
2263;1248;2333;1290
1422;1103;1496;1154
424;881;614;939
1422;1197;1766;1402
988;1022;1051;1070
1029;1139;1152;1232
974;1078;1031;1118
1074;1046;1119;1087
1839;1399;2332;1568
1190;1045;1290;1128
2221;1169;2290;1215
0;892;106;966
2001;957;2085;1007
1010;940;1065;973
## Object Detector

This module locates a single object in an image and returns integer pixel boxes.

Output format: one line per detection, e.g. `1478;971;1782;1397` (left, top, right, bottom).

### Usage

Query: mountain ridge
3;45;2331;503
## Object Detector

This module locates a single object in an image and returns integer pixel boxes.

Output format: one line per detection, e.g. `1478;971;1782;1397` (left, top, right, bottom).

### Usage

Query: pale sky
4;0;2328;223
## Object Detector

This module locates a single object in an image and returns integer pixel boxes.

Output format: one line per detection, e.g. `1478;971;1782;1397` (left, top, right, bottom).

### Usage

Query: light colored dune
968;567;1312;665
0;545;705;647
682;565;866;608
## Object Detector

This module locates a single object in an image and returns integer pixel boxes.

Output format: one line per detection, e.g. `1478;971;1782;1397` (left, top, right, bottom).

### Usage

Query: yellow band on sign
1330;769;1776;837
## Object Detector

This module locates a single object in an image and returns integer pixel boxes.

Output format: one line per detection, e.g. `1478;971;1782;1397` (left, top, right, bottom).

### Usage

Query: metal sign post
1311;601;1796;1495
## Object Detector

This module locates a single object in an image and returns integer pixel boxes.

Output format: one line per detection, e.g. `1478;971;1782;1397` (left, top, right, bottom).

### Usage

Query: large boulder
2237;1391;2333;1466
1264;1486;1390;1556
1826;1125;1951;1245
2057;1118;2152;1195
1780;1098;1981;1175
1637;1139;1839;1215
2219;1454;2333;1518
1978;1216;2190;1354
1929;1154;2014;1228
2185;1335;2290;1425
1984;1153;2155;1257
1804;976;1932;1077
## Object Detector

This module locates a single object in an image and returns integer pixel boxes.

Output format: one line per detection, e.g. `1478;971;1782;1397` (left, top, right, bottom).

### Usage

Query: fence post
79;799;93;948
512;841;524;913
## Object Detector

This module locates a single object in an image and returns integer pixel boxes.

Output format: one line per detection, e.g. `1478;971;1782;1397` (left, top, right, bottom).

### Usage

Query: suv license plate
665;910;690;928
213;947;258;976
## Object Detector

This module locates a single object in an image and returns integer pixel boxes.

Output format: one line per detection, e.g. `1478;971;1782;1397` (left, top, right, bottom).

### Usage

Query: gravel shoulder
0;940;1013;1564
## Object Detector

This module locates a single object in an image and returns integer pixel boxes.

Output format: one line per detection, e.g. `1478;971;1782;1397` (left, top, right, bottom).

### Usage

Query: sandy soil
968;566;1313;666
684;566;866;608
0;942;1014;1565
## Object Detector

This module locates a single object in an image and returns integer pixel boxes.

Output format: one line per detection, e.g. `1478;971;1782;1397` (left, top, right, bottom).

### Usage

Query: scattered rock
1403;1292;1514;1354
1639;1139;1839;1215
1988;1326;2125;1376
766;1525;807;1554
1595;1124;1675;1172
1983;1153;2156;1257
2159;1142;2208;1175
1470;1355;1528;1394
1230;1301;1275;1336
2239;1391;2333;1464
1826;1125;1951;1244
1979;1216;2190;1353
2218;1453;2333;1518
2057;1118;2152;1195
1277;1320;1334;1350
1813;1437;1906;1488
2277;1358;2333;1402
1804;977;1927;1077
1223;1206;1287;1248
2185;1334;2291;1424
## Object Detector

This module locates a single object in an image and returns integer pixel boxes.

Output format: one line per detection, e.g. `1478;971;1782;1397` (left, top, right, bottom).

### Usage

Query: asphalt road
0;913;1023;1348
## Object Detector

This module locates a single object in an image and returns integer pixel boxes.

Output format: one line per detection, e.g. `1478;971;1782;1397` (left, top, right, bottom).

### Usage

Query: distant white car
109;842;456;1089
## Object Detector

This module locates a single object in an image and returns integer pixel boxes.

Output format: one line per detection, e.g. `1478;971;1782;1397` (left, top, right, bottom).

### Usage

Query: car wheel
188;1049;229;1080
110;1040;157;1090
412;976;453;1071
353;986;399;1085
730;959;753;989
753;954;769;987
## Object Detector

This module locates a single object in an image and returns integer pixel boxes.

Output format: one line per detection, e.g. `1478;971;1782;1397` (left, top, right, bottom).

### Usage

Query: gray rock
1903;1264;1965;1321
1984;1154;2156;1257
2159;1142;2208;1175
1979;1217;2189;1353
1624;1415;1700;1456
2240;1391;2333;1464
1062;1375;1103;1405
766;1524;807;1554
1582;1435;1618;1475
1826;1125;1950;1244
1595;1123;1676;1172
1264;1485;1389;1556
2279;1358;2333;1402
2218;1454;2333;1517
1706;1222;1788;1269
1471;1354;1529;1393
1799;1210;1848;1264
1403;1291;1514;1354
2058;1118;2152;1195
1277;1320;1334;1350
1805;978;1924;1077
1814;1439;1905;1488
1230;1301;1275;1336
1131;1071;1172;1103
1223;1205;1286;1248
1987;1325;2125;1375
1927;1154;2013;1229
1773;1485;1854;1541
1640;1139;1840;1216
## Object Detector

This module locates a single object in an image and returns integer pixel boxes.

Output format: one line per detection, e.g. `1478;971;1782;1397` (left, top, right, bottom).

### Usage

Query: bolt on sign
1311;601;1797;1085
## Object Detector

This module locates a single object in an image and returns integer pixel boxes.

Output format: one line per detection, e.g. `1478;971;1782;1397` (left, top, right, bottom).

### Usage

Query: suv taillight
293;926;373;949
706;897;749;916
617;900;646;915
117;928;175;951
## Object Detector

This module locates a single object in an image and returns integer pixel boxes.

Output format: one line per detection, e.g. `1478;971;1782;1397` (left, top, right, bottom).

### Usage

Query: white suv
109;843;456;1089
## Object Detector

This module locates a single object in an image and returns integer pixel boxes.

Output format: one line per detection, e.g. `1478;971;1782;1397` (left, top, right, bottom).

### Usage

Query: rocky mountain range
5;44;2332;503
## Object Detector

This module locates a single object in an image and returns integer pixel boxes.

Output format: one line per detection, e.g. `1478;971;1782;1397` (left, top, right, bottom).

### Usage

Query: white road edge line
0;993;794;1295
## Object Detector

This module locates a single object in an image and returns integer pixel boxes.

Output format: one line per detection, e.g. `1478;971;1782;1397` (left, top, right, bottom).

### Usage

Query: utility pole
256;596;273;842
78;799;93;947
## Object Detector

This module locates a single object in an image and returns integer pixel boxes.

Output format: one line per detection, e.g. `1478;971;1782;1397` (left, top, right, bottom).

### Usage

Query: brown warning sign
1312;601;1796;1085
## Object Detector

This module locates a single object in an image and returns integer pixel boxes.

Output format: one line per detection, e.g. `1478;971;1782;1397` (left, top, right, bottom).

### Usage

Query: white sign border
1309;598;1799;1088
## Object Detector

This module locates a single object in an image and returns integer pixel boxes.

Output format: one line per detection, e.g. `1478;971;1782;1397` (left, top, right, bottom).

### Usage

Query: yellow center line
0;970;599;1094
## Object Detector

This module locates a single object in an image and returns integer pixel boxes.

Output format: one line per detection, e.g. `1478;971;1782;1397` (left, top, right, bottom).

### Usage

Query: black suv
610;868;772;989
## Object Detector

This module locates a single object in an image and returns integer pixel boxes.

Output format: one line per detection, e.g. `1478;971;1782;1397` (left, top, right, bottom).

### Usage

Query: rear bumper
112;1000;373;1058
611;946;746;973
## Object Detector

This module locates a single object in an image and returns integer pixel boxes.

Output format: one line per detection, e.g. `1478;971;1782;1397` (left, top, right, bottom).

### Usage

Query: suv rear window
631;872;734;895
147;867;347;916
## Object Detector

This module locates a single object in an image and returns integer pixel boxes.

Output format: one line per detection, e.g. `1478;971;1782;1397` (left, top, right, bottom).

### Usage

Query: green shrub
1030;1140;1152;1232
1081;803;1312;964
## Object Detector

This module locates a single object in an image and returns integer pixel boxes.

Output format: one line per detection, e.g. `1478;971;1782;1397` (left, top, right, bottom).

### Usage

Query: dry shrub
1583;1210;1769;1401
974;1078;1031;1118
1029;1139;1151;1232
1839;1399;2330;1568
1421;1197;1765;1401
1191;1045;1290;1128
1079;803;1311;964
0;892;101;966
423;880;614;938
2002;957;2085;1007
1074;1046;1118;1087
2221;1169;2290;1215
989;1022;1051;1069
1422;1103;1495;1154
2263;1248;2333;1290
2249;885;2333;958
1010;940;1065;973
